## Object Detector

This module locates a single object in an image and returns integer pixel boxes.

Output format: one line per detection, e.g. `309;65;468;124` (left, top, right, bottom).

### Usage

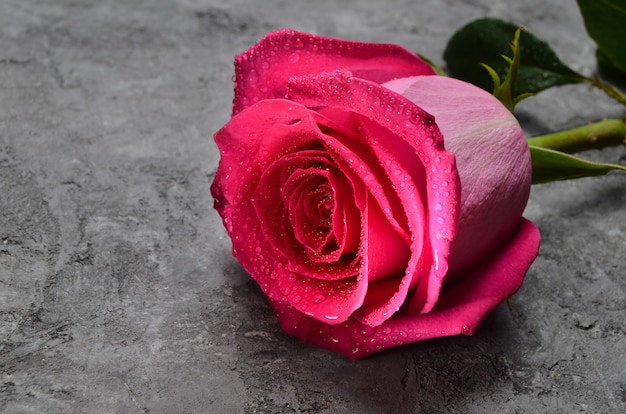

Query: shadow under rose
228;272;536;413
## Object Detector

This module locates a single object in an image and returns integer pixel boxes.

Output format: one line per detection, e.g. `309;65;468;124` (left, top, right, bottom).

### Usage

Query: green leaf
530;145;626;184
482;27;534;112
577;0;626;76
443;18;585;96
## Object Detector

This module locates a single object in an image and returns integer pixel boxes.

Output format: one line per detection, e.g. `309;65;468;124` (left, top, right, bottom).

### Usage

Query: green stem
586;77;626;107
527;118;626;153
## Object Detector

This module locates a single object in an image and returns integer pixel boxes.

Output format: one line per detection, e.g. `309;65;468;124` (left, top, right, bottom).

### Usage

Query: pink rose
211;29;540;358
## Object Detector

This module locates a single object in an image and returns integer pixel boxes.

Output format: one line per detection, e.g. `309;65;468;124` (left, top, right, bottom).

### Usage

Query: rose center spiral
305;184;334;228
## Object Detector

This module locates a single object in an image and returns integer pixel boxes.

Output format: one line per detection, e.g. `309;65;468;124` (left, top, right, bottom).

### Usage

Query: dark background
1;0;625;412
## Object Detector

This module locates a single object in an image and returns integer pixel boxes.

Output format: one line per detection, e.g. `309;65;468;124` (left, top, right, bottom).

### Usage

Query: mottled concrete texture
1;0;625;413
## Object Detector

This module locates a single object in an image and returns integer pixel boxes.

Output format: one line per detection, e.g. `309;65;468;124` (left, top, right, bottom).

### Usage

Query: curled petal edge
233;29;436;115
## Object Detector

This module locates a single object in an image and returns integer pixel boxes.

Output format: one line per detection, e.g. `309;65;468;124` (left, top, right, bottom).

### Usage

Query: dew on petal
248;70;259;84
313;294;326;304
360;325;376;337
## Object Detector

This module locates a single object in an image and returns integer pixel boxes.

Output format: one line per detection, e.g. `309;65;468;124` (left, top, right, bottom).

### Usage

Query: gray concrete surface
1;0;625;413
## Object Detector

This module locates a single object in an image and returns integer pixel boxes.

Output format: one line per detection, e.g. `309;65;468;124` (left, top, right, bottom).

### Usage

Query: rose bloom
211;29;540;358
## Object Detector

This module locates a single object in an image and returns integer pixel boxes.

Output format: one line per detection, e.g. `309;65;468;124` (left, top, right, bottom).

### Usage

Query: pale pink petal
383;76;532;281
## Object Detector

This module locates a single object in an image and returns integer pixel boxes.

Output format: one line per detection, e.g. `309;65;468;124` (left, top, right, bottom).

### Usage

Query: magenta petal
233;29;436;114
314;111;411;244
286;72;461;316
283;168;334;255
271;218;540;358
276;269;366;326
212;99;339;301
351;195;411;326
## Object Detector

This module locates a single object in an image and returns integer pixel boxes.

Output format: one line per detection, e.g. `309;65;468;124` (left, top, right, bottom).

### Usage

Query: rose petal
351;194;411;326
313;109;411;244
383;76;532;280
283;167;335;255
212;99;346;302
233;29;436;114
271;218;540;358
276;272;366;325
287;72;461;319
360;194;411;284
250;132;360;280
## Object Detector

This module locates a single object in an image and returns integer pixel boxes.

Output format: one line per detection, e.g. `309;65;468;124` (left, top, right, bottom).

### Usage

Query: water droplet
292;295;303;304
248;70;258;84
434;203;442;211
288;52;300;63
287;274;298;283
360;326;376;337
313;294;326;304
381;326;392;335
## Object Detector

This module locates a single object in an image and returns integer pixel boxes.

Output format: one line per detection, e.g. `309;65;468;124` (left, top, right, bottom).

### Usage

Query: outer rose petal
271;218;540;359
233;29;436;115
383;76;532;279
